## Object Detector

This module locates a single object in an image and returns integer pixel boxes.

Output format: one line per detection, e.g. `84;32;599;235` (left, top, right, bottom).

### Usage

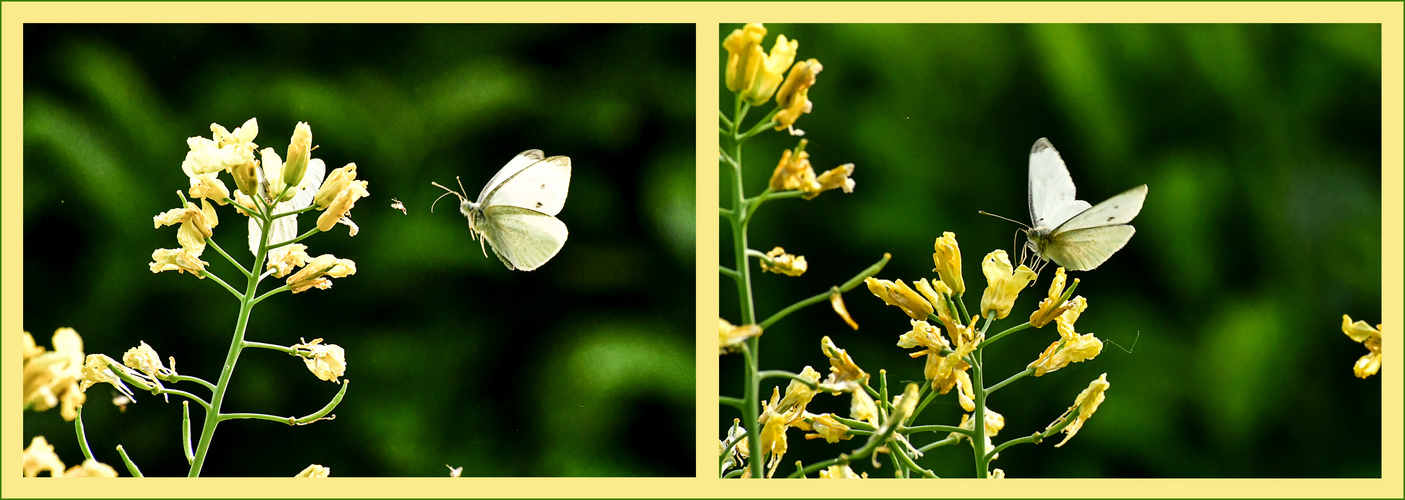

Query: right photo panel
718;23;1381;479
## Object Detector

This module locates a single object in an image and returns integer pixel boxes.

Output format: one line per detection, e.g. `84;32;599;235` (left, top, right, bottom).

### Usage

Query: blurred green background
720;24;1382;478
23;24;695;477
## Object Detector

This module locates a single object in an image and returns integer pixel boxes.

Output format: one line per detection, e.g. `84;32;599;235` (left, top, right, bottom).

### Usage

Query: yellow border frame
4;2;1401;497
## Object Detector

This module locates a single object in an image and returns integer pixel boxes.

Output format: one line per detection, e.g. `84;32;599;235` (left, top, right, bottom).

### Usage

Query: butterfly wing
477;205;569;271
1052;184;1148;233
1028;138;1091;230
1039;225;1136;271
479;153;571;216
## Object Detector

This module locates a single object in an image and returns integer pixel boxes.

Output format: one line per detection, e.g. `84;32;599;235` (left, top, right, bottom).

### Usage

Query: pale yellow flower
916;278;960;332
79;354;137;398
807;163;854;199
63;459;118;477
317;179;369;235
818;464;865;478
265;243;312;279
898;319;951;355
314;163;358;210
1052;373;1109;447
990;468;1006;478
775;366;822;415
759;247;807;276
22;328;87;421
1028;333;1103;377
850;388;879;427
1342;315;1382;378
757;387;798;477
952;407;1005;458
719;318;762;354
980;250;1037;320
122;341;174;380
1055;296;1088;340
830;293;859;330
294;464;331;477
796;412;852;443
866;277;934;321
926;321;978;395
821;336;868;386
1030;267;1078;328
293;338;347;383
22;436;66;477
774;58;822;135
154;200;213;256
286;254;357;294
931;232;965;295
187;173;231;208
149;248;209;277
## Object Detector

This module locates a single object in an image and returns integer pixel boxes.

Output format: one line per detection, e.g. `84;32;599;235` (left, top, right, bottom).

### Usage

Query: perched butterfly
432;150;571;271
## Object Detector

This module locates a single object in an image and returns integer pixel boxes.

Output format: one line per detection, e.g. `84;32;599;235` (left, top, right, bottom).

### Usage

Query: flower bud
314;164;357;210
231;158;260;197
283;122;312;188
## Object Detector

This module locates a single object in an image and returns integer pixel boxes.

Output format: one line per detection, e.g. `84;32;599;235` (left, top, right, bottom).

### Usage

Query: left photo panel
19;23;696;477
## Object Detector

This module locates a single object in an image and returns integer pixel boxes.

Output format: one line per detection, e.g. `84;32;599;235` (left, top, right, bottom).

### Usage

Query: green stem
269;205;318;220
158;388;211;411
982;321;1033;349
986;366;1037;395
719;266;740;281
890;441;938;478
74;405;93;461
758;253;890;330
725;94;764;478
718;110;733;129
988;411;1077;460
206;238;250;278
265;227;320;251
905;424;971;435
973;341;988;478
831;415;877;431
163;374;217;392
918;435;960;454
243;340;303;356
719;396;746;410
115;445;143;477
188;208;274;477
742;189;805;226
757;370;817;390
220;379;348;425
201;269;243;300
250;284;292;306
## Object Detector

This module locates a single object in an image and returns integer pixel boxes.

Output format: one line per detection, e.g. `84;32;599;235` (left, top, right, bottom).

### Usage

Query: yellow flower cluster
759;246;807;276
723;23;823;135
768;140;855;200
22;329;86;421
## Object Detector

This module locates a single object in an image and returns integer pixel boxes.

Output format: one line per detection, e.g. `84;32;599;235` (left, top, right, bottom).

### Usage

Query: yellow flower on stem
719;318;762;354
796;412;852;443
850;388;879;427
314;163;358;210
820;336;868;386
926;324;977;395
916;278;958;331
22;328;87;421
768;141;855;199
866;277;934;321
78;354;138;399
292;338;347;383
149;248;209;277
317;179;369;235
1342;315;1382;378
759;247;807;276
283;122;313;188
1029;296;1101;376
774;58;822;135
980;250;1037;320
1030;267;1078;328
1051;373;1110;447
757;387;799;478
285;254;357;294
154;200;213;256
266;243;312;279
723;23;797;106
807;163;854;199
898;319;951;355
122;341;175;380
22;436;66;477
932;232;965;296
776;366;822;414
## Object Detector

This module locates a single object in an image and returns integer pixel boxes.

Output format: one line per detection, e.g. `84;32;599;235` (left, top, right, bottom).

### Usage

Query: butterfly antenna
455;175;469;199
430;181;465;213
978;210;1030;230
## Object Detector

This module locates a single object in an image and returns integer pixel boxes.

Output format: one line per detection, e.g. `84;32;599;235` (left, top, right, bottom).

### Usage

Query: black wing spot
536;202;543;208
540;184;546;189
1107;217;1115;222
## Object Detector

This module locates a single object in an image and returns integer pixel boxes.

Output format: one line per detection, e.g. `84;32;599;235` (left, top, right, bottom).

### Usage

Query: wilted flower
830;292;859;330
78;354;137;399
980;250;1037;320
719;318;762;354
1342;315;1382;378
807;163;854;199
317;179;369;235
757;387;799;477
773;58;822;135
266;243;312;279
759;247;807;276
293;338;346;383
149;248;209;277
1030;267;1077;328
123;341;175;380
768;141;855;199
796;412;852;443
820;336;868;386
866;277;934;321
154;200;213;256
286;254;357;294
1051;373;1110;447
775;366;822;415
850;388;878;427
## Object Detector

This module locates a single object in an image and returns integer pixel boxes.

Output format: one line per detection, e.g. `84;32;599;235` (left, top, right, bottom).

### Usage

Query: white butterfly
433;149;571;271
1023;137;1147;272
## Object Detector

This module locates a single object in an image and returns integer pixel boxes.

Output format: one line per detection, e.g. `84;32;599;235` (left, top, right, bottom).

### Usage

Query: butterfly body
1023;138;1146;272
434;149;570;271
